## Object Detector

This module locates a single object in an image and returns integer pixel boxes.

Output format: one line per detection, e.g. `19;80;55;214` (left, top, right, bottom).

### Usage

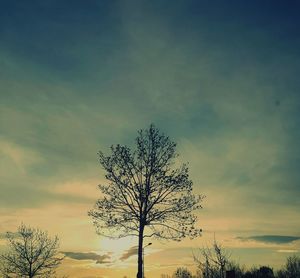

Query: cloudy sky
1;1;300;277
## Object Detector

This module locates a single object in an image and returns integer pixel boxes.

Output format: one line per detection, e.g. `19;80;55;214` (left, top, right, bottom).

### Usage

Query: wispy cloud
120;246;138;261
0;184;93;209
63;252;111;264
277;249;299;253
237;235;300;244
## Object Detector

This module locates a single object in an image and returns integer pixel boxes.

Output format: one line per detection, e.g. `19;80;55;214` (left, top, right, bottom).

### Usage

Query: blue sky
1;1;300;277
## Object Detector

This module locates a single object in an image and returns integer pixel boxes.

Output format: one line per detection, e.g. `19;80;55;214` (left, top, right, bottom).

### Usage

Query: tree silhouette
194;238;231;278
89;124;203;278
277;255;300;278
0;224;64;278
172;267;193;278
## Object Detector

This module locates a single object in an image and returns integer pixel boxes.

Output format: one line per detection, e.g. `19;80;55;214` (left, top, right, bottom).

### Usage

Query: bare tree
89;124;203;278
277;255;300;278
194;238;230;278
0;224;64;278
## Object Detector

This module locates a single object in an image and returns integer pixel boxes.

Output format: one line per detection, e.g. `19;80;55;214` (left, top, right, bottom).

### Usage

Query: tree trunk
137;225;144;278
29;263;33;278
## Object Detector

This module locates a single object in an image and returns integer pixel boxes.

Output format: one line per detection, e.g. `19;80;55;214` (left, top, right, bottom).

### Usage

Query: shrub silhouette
172;267;193;278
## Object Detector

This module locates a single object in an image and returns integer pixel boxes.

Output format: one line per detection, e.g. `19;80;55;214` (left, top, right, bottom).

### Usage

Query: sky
0;0;300;277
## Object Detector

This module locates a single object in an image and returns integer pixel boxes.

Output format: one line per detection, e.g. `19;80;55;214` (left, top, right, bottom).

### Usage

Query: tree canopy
0;224;63;278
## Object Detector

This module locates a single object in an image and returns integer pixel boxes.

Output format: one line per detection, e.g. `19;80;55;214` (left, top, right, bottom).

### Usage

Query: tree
194;238;231;278
226;261;245;278
242;266;274;278
277;255;300;278
0;224;64;278
256;266;274;278
89;124;203;278
172;267;193;278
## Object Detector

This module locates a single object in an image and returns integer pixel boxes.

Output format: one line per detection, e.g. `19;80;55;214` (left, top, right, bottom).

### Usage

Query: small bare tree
194;238;230;278
277;255;300;278
89;124;204;278
0;224;64;278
